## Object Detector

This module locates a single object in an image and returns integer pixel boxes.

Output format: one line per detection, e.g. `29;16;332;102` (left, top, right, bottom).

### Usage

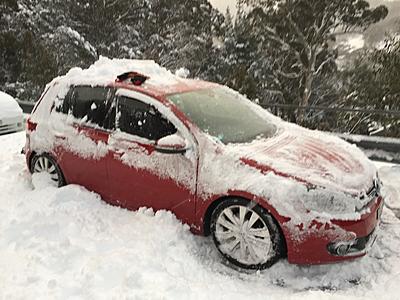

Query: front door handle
112;149;125;159
113;153;122;159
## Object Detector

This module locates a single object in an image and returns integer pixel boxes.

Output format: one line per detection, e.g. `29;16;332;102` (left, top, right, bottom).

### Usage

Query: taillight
27;118;37;131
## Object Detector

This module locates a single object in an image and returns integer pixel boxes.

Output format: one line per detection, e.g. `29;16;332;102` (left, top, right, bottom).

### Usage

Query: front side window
117;96;177;141
57;86;116;130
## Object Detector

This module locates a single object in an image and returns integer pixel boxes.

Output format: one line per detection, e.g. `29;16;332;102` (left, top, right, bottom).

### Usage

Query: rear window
57;86;116;130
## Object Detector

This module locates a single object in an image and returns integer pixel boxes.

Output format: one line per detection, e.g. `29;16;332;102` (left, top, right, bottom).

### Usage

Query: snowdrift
0;132;399;299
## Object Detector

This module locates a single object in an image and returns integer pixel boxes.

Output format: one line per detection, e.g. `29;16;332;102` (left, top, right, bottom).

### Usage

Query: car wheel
210;198;285;270
31;154;65;187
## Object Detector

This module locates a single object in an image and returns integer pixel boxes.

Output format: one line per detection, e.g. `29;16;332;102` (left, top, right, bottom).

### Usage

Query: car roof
111;78;218;99
54;58;219;101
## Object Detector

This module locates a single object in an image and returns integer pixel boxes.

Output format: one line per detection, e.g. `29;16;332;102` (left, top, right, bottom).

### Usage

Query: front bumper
284;196;384;265
0;116;24;135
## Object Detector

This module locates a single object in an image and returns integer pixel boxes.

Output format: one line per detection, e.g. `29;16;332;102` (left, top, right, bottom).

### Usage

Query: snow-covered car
24;58;384;270
0;91;24;135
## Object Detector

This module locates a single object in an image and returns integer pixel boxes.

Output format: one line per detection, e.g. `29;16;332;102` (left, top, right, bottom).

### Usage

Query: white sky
208;0;399;15
209;0;235;14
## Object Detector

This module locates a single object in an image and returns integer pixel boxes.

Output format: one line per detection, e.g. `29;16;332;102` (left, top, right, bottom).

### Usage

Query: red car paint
25;77;383;265
284;197;383;264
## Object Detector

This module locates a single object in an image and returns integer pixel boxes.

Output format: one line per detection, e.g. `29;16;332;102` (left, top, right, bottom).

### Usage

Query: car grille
0;123;21;135
367;179;381;198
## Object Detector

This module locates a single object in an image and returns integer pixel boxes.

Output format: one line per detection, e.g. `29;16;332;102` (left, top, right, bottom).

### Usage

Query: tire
31;153;65;187
210;198;285;270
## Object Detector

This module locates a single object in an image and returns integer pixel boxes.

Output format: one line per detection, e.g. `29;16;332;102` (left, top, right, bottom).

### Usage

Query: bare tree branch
276;70;302;79
314;57;335;76
286;13;310;50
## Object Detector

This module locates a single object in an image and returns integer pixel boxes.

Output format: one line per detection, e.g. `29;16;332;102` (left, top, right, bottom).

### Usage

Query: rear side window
57;86;116;130
117;96;177;140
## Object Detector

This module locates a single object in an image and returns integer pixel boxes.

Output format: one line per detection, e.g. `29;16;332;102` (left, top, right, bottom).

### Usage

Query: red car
25;58;384;269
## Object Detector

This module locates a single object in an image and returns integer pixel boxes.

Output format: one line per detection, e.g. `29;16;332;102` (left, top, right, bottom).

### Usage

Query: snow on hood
233;125;377;195
191;126;378;223
0;91;23;119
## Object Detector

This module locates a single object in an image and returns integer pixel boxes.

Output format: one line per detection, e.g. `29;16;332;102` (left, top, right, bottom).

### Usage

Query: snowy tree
207;4;276;103
0;0;223;101
343;34;400;136
140;0;223;78
241;0;388;123
66;0;148;59
0;0;19;87
0;0;58;100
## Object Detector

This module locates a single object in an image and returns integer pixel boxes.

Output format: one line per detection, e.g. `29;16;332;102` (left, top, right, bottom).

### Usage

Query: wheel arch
28;151;37;173
201;193;288;257
29;151;67;186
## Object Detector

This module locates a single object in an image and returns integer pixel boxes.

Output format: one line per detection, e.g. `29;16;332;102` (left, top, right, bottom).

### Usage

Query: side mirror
155;134;188;154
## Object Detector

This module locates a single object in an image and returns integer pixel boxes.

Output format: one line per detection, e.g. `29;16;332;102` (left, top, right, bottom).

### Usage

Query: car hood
232;127;376;194
0;91;23;119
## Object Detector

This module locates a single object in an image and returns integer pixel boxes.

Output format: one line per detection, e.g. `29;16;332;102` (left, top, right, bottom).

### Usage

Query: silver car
0;91;24;135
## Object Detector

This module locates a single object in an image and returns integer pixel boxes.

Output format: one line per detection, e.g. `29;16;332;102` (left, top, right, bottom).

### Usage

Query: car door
107;90;198;225
53;85;116;200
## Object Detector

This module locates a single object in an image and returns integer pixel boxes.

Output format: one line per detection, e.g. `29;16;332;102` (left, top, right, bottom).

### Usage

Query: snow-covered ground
0;132;399;300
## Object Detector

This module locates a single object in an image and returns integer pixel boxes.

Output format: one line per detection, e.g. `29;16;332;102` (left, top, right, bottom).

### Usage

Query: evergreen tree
240;0;388;123
0;0;223;101
343;34;400;136
0;0;58;100
141;0;222;78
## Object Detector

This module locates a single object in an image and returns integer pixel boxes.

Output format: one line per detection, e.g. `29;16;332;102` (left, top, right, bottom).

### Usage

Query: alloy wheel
33;155;61;185
214;205;273;266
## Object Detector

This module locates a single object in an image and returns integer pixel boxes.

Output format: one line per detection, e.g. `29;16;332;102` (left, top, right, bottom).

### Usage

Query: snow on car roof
31;57;214;125
57;56;180;87
52;56;214;96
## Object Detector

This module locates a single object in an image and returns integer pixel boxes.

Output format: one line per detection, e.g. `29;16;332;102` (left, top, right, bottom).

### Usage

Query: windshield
167;87;277;144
